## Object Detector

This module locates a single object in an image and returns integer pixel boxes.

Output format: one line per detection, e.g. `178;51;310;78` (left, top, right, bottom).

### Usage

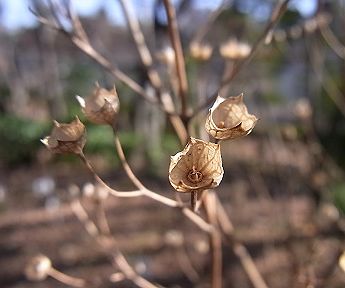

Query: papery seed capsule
41;116;86;154
77;83;120;126
205;94;257;140
169;137;223;193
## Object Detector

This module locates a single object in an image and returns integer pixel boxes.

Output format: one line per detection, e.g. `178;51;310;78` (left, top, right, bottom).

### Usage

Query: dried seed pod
205;94;257;140
76;83;119;125
169;137;223;193
189;41;213;61
219;39;251;60
25;254;52;281
41;116;86;154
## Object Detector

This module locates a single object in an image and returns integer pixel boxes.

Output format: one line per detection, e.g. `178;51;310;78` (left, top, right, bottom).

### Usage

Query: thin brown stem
163;0;189;117
191;0;291;118
113;132;145;191
78;152;143;198
112;130;179;207
48;267;86;288
182;207;214;233
191;191;198;211
204;191;222;288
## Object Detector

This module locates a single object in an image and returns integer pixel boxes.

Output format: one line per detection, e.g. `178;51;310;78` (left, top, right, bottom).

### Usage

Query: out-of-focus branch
163;0;189;117
95;199;111;236
215;196;269;288
191;0;291;118
320;25;345;60
118;0;188;145
31;2;178;116
119;0;162;91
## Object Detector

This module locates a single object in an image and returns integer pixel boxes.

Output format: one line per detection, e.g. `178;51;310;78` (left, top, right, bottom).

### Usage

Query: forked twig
111;129;214;232
78;146;213;234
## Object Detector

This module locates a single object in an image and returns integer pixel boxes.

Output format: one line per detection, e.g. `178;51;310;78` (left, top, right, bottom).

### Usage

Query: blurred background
0;0;345;287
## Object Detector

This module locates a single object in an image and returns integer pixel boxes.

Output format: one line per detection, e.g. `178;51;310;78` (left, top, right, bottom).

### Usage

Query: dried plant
26;0;294;287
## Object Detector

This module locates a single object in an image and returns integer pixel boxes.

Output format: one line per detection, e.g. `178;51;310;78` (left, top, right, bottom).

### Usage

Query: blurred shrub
0;115;49;165
85;125;142;166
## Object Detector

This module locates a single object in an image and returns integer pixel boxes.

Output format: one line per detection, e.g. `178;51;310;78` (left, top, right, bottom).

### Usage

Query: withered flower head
205;94;258;140
189;41;213;61
41;116;86;154
76;83;119;125
169;137;223;193
25;254;52;281
219;39;251;60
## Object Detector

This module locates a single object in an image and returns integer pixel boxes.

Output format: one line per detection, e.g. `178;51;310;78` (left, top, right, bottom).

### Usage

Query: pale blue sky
0;0;317;31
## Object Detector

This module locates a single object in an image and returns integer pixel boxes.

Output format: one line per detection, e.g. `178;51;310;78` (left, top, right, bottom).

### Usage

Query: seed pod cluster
169;93;257;195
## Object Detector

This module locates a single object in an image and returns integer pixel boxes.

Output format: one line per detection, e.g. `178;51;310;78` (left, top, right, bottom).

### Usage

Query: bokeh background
0;0;345;287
